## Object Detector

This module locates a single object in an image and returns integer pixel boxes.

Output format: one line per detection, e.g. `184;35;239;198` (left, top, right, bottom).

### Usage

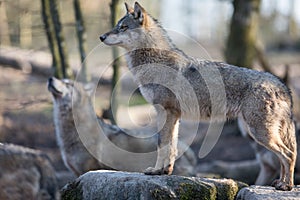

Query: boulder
61;170;247;200
0;143;59;200
237;185;300;200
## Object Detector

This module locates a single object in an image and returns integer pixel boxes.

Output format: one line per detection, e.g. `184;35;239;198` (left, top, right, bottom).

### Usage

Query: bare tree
0;1;11;46
225;0;260;68
74;0;89;82
19;11;32;48
41;0;73;79
287;0;298;40
50;0;73;79
103;0;121;124
41;0;60;76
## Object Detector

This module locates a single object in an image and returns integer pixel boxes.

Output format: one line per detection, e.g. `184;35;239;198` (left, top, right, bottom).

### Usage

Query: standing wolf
100;2;297;190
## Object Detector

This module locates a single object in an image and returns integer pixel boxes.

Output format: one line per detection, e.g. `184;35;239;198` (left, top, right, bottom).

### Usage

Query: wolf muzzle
99;34;107;42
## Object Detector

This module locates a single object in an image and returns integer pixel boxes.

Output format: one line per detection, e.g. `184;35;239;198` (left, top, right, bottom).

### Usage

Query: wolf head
100;2;172;50
47;77;94;112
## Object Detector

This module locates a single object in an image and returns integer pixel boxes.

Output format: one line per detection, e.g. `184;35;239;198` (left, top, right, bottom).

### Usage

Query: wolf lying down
100;2;297;190
48;77;197;177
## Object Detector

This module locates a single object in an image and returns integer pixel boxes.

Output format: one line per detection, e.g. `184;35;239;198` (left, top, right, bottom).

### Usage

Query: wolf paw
271;179;280;187
144;165;173;175
144;167;164;175
271;179;293;191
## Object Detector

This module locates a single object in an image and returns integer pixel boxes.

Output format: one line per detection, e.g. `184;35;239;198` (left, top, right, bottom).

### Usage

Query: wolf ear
134;2;145;24
125;2;134;14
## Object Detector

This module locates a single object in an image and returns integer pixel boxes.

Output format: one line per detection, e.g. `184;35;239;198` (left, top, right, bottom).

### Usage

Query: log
0;46;53;76
0;47;111;85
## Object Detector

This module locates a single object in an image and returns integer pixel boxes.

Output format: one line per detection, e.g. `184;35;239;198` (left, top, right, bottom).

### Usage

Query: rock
0;143;59;200
236;185;300;200
202;178;248;200
61;170;247;200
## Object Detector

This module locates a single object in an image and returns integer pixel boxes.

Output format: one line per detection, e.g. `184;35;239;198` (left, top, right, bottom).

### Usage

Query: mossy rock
202;178;248;200
61;170;247;200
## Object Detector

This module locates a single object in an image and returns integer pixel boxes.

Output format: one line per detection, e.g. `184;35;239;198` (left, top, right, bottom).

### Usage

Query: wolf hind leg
246;122;296;191
144;108;180;175
269;142;296;191
238;116;279;185
271;121;297;190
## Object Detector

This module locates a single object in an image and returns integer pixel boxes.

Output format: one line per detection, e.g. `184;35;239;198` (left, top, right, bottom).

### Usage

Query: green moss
215;182;237;200
150;177;217;200
202;178;248;200
151;188;174;200
176;182;216;200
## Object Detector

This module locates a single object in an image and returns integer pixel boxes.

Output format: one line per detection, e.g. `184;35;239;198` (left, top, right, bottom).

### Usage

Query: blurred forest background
0;0;300;188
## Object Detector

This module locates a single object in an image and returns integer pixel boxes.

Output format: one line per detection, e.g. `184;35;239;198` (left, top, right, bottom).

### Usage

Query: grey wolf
100;2;297;190
0;143;59;200
48;77;197;176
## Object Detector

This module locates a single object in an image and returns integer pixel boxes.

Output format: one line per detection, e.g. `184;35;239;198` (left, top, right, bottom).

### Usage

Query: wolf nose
48;77;58;87
47;77;54;91
48;77;53;85
100;34;107;42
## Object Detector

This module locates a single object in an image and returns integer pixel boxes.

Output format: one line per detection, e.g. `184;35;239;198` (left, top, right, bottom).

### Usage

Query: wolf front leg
145;108;180;175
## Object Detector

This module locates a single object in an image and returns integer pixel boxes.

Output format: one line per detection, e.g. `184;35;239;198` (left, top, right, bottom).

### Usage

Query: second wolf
100;2;297;191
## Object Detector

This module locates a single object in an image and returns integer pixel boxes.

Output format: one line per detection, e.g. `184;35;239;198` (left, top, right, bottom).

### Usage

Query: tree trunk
20;12;32;48
41;0;73;79
105;0;121;124
287;0;298;40
0;1;11;46
41;0;60;77
49;0;73;79
225;0;261;68
74;0;89;82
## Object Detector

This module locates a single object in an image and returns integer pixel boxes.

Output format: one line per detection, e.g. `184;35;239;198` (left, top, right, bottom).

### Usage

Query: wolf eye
120;25;128;32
